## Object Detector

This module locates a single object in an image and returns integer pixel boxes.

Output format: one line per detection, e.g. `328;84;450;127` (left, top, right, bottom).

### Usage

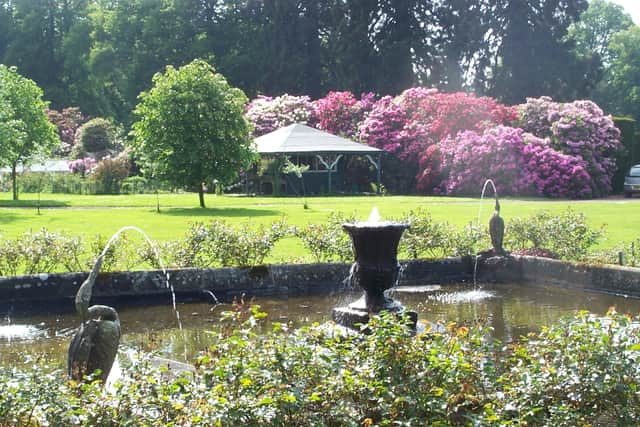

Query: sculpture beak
75;254;106;319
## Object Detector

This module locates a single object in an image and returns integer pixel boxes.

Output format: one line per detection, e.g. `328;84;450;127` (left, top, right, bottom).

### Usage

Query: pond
2;282;640;368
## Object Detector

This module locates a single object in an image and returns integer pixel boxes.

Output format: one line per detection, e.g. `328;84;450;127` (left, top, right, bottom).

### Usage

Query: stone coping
0;257;473;312
477;255;640;297
2;255;640;313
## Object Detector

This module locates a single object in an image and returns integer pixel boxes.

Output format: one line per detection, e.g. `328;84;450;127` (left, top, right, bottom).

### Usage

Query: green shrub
72;117;119;158
153;219;292;268
90;155;130;194
397;208;456;259
121;176;149;194
0;237;22;276
88;233;145;272
12;172;90;194
612;116;637;192
506;208;604;261
588;237;640;267
496;310;640;425
449;222;489;257
295;212;355;262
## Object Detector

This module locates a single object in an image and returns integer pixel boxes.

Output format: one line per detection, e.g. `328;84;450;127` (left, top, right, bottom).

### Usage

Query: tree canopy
0;64;59;200
0;0;636;125
603;26;640;121
130;59;255;208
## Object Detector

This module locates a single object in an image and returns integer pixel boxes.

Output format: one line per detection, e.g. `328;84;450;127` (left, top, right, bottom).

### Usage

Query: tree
131;59;255;208
601;26;640;121
566;0;633;66
0;65;59;200
487;0;589;103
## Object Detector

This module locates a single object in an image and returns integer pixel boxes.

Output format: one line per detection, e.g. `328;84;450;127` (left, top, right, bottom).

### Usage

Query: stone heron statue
489;198;505;255
68;254;121;382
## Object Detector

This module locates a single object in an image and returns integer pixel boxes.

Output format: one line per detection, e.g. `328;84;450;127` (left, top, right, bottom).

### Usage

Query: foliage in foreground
1;308;639;426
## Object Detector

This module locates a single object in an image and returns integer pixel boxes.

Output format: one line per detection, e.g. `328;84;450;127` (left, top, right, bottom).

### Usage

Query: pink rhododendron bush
313;91;376;139
517;97;622;197
358;88;517;191
440;126;592;198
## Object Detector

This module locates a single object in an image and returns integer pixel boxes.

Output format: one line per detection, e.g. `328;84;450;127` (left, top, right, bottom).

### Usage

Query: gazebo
254;123;383;194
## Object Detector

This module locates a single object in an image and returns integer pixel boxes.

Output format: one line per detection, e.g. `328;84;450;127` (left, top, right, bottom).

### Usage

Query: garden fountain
67;226;179;383
332;208;417;330
68;253;120;382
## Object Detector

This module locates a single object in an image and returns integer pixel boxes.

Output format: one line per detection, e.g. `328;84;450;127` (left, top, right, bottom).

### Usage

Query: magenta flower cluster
439;126;593;198
313;91;376;139
439;126;527;196
518;97;622;197
68;157;96;175
359;88;518;185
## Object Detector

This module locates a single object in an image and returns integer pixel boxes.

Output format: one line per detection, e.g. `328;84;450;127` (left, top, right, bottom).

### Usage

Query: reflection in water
2;282;640;368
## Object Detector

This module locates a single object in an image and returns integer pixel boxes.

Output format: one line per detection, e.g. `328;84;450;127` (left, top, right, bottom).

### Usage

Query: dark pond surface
2;282;640;367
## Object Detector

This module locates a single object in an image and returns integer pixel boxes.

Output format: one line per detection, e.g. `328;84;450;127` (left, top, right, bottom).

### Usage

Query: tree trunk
11;163;18;201
199;187;205;208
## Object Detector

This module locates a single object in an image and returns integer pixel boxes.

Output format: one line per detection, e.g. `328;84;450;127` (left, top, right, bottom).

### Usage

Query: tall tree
566;0;634;66
372;0;423;94
131;59;255;208
89;0;200;124
0;65;59;200
0;1;14;61
487;0;589;104
600;26;640;121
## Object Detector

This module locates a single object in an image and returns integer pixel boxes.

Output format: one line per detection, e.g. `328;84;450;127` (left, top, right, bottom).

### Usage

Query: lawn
0;192;639;258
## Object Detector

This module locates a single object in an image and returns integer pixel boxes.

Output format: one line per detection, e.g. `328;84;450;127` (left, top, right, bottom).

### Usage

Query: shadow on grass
160;207;281;218
0;199;70;208
0;211;21;224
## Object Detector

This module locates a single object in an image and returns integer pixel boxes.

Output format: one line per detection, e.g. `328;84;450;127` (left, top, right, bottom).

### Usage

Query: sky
608;0;640;25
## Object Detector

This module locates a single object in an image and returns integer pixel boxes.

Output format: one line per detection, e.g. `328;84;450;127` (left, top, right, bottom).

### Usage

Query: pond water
2;282;640;367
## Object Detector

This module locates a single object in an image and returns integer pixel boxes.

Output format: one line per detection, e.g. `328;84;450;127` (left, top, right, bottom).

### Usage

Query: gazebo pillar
365;154;383;195
316;154;343;194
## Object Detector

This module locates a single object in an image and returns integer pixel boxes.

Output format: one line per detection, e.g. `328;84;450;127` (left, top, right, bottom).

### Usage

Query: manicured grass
1;192;639;252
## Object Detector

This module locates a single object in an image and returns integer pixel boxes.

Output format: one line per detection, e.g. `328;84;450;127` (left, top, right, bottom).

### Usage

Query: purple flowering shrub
313;91;376;139
68;157;96;176
439;126;527;196
358;95;431;165
46;107;88;157
517;96;555;139
440;127;593;198
245;94;315;136
520;135;592;198
518;97;622;196
359;88;517;192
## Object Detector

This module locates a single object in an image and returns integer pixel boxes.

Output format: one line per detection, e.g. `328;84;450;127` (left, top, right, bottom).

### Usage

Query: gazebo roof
254;123;382;155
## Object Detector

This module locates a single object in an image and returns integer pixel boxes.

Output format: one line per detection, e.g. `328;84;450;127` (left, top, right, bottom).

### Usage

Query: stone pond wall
0;257;474;312
1;255;640;312
478;255;640;297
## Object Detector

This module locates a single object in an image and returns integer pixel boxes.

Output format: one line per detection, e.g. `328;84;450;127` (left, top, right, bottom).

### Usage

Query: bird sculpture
68;254;121;382
489;197;505;256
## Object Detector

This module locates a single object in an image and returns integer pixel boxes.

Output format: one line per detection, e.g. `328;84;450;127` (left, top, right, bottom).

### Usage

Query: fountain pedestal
332;222;417;330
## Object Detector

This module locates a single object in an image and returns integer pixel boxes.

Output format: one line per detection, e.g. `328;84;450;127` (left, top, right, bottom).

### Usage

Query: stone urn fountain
332;213;417;330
